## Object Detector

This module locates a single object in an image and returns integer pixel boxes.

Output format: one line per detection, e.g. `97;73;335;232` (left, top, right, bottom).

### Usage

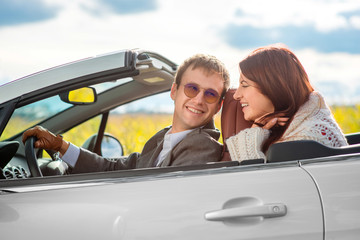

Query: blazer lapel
148;138;164;167
159;149;172;167
159;129;196;167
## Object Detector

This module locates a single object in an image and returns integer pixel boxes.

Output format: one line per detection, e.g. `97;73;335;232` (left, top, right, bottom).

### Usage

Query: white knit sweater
226;92;348;162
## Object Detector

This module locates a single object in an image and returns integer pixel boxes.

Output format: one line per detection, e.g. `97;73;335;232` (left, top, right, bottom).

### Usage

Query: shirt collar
164;128;193;148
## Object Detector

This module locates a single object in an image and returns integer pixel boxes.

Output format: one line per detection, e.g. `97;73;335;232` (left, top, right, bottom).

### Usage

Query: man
22;54;230;173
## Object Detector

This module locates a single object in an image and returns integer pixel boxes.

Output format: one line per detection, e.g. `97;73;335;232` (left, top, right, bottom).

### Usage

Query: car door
301;156;360;239
0;162;323;240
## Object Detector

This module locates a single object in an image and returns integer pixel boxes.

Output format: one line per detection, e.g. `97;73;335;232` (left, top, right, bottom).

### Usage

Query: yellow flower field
331;105;360;133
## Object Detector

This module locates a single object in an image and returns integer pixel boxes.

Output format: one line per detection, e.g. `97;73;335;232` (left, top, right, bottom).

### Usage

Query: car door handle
205;203;287;221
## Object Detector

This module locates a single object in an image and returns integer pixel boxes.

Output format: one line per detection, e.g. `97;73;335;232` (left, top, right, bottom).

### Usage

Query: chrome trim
299;152;360;165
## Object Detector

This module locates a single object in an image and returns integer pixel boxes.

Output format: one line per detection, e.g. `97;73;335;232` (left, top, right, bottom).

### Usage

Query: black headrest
267;140;360;163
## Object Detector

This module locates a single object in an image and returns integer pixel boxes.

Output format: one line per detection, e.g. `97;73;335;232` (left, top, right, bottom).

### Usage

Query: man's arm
70;148;139;174
22;126;140;173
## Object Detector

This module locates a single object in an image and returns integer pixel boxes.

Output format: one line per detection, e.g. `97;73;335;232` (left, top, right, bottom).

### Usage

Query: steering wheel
24;136;43;177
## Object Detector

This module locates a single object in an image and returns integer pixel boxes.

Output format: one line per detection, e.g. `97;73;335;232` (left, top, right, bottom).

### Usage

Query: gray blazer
71;120;223;173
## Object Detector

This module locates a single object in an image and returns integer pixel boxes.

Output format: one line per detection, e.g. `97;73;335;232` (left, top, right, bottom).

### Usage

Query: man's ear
170;83;178;101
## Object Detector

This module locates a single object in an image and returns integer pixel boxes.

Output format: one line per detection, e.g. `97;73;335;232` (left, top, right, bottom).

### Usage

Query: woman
226;44;348;162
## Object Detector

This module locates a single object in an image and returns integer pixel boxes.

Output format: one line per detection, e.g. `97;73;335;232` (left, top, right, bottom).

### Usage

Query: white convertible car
0;49;360;240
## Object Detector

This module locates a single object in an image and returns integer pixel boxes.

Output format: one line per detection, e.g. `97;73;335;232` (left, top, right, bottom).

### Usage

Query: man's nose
192;91;206;104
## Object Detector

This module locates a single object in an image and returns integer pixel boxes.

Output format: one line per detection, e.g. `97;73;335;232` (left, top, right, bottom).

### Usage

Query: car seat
220;89;252;161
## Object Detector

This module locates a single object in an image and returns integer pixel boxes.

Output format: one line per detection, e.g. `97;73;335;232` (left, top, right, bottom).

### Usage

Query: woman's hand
251;114;289;130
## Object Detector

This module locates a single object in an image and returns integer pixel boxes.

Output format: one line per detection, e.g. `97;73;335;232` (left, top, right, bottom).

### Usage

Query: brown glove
22;126;64;152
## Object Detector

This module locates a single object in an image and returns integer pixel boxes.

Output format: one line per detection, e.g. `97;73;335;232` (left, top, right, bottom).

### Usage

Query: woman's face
233;73;275;122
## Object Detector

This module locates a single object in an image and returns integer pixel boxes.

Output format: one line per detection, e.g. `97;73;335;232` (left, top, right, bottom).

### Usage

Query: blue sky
224;24;360;54
0;0;58;26
1;0;360;104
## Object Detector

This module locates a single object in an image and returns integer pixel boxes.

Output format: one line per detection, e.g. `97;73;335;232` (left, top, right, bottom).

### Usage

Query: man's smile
186;106;203;114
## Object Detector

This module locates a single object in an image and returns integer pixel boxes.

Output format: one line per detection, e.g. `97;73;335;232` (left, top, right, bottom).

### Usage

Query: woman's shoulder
284;92;347;146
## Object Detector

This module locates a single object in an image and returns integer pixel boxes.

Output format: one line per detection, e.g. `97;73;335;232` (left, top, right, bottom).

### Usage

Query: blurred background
0;0;360;104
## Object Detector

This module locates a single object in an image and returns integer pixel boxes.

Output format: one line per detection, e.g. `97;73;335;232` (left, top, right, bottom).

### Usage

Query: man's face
170;67;224;133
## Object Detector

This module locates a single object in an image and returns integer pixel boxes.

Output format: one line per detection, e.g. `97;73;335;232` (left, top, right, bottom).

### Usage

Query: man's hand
22;126;69;154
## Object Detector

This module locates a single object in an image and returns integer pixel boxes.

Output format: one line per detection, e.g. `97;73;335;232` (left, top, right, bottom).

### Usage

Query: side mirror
101;135;124;158
82;133;124;158
59;87;97;105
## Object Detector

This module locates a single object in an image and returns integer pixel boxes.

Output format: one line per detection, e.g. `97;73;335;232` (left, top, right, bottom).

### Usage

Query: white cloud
299;49;360;84
228;0;360;31
350;16;360;29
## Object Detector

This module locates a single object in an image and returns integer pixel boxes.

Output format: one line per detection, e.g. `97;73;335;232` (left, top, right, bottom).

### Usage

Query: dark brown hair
175;54;230;99
240;44;314;151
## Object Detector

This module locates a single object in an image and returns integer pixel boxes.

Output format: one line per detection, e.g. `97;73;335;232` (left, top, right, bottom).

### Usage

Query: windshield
0;78;133;141
0;96;71;141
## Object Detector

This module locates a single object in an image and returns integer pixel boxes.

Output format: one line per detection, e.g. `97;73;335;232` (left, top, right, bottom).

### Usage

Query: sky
0;0;360;104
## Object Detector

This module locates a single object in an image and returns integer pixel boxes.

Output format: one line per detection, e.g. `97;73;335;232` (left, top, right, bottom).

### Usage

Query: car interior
0;51;179;180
